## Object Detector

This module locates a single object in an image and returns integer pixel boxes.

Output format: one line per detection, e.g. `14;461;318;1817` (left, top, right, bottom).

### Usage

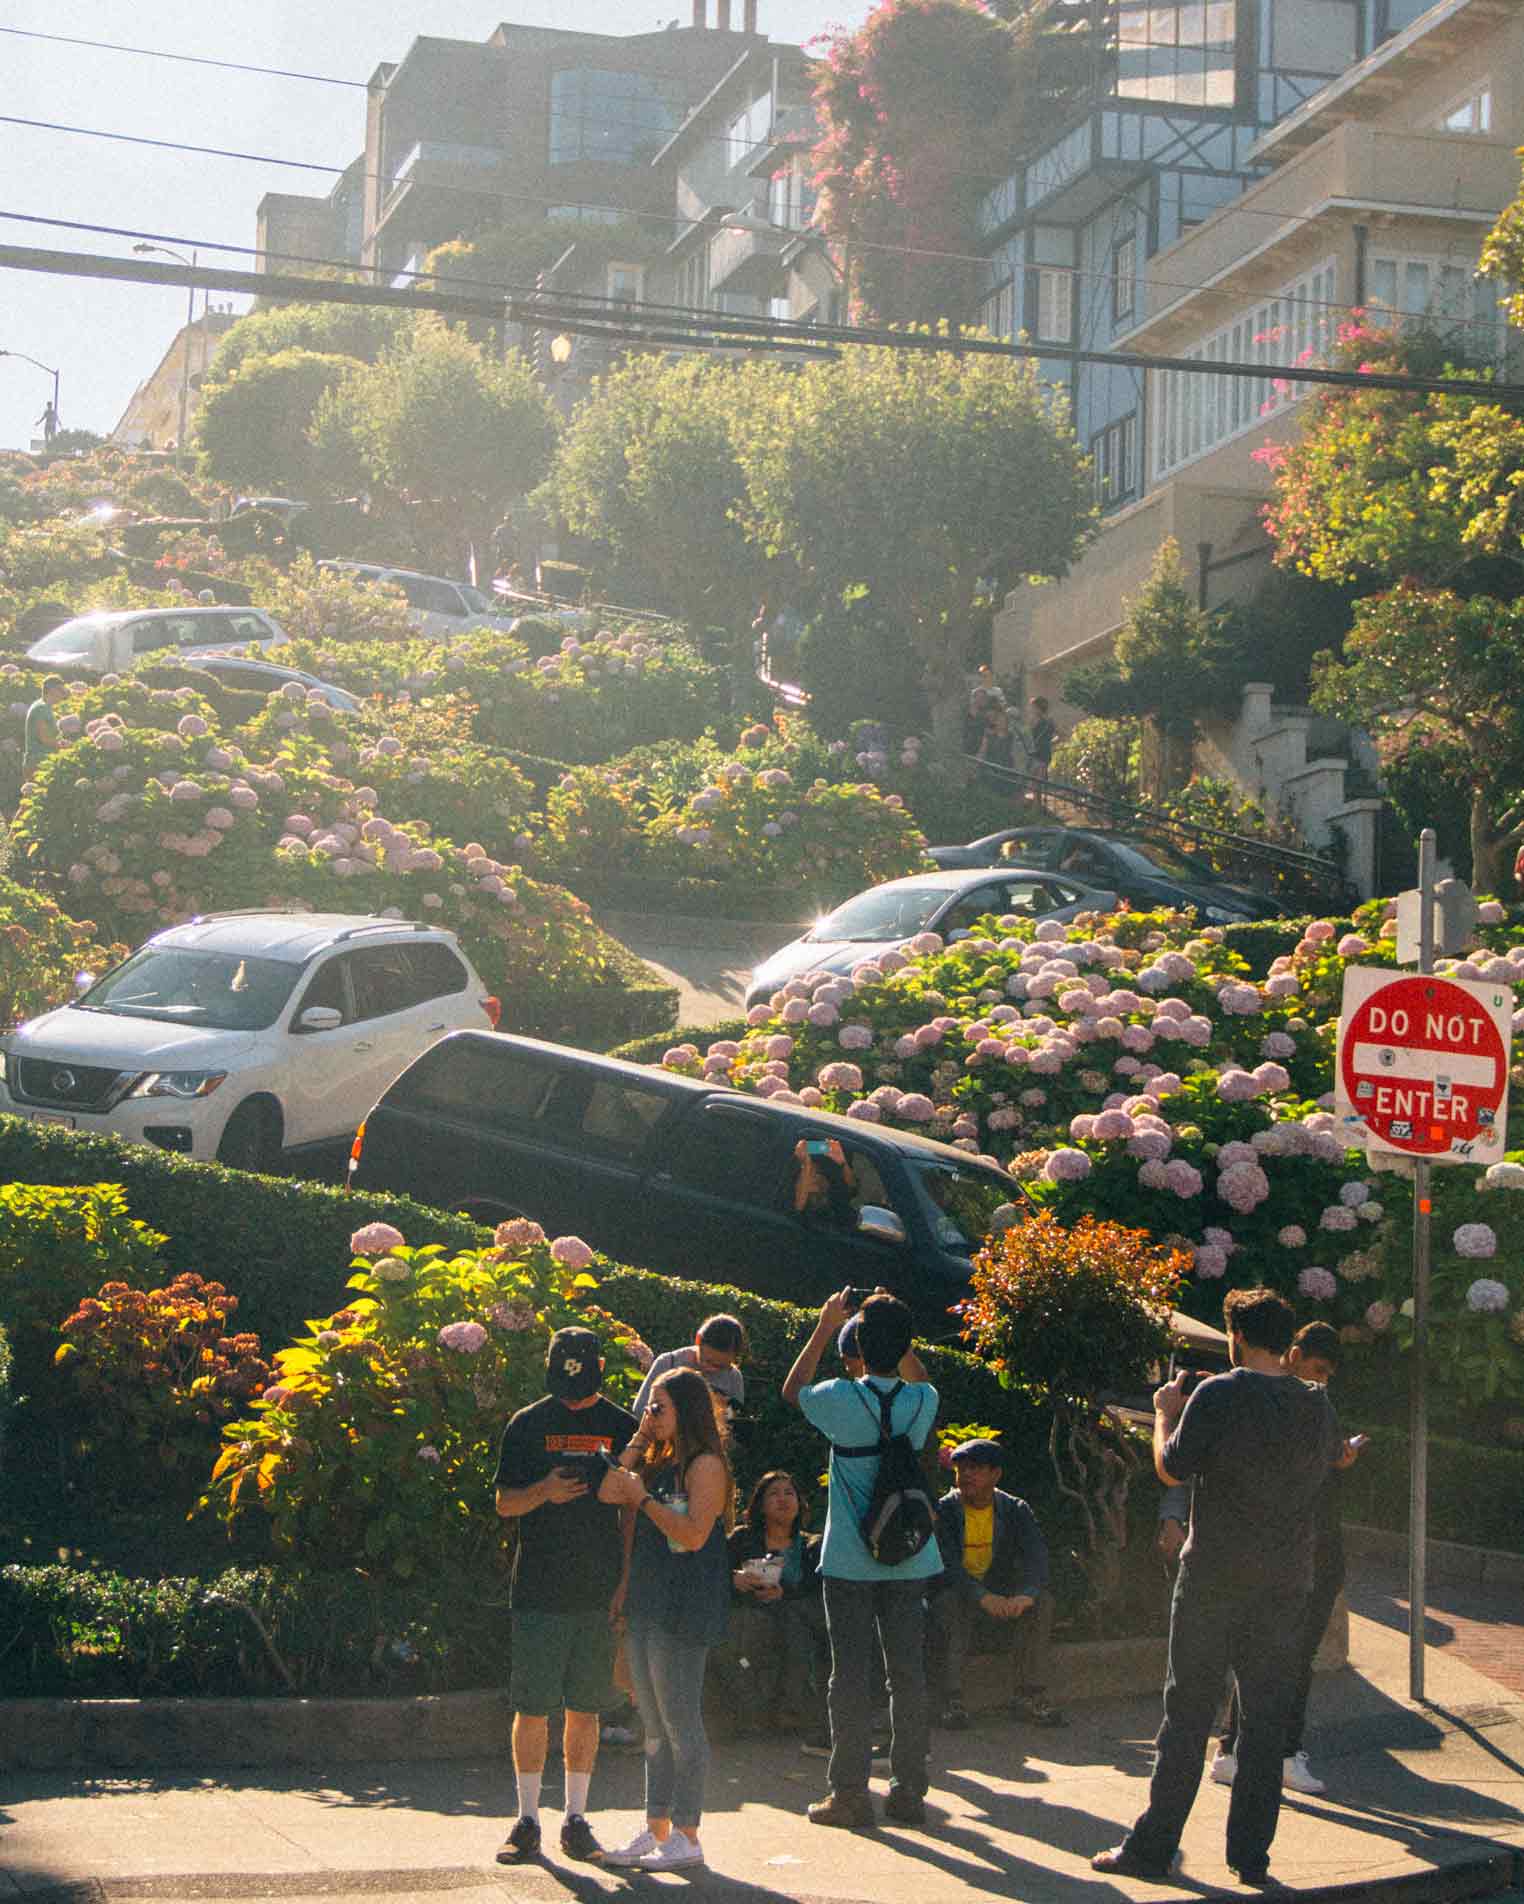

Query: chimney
716;0;731;27
743;0;757;28
692;0;704;23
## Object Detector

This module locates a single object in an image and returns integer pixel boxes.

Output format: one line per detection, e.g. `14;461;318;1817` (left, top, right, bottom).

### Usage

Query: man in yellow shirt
928;1438;1064;1731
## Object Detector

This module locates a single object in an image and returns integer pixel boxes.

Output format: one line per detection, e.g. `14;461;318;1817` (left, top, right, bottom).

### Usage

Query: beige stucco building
110;309;239;452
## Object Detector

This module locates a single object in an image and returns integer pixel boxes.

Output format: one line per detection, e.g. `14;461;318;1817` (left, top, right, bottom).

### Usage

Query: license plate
26;1110;76;1129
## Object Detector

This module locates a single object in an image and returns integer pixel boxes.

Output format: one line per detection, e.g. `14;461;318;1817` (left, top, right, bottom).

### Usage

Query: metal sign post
1409;827;1435;1702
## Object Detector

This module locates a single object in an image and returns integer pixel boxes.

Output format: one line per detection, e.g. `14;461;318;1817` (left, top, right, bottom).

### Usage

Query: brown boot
807;1790;877;1829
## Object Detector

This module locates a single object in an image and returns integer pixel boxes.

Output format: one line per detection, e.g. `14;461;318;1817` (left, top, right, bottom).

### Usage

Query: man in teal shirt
784;1288;939;1831
22;675;66;777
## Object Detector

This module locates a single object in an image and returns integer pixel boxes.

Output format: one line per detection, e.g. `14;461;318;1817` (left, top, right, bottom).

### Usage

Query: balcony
377;142;508;225
708;216;789;297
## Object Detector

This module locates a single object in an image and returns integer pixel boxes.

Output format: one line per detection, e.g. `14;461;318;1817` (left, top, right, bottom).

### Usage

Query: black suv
349;1032;1019;1322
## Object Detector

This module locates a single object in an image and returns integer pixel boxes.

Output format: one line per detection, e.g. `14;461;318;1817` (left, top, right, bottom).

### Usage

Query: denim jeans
1124;1565;1306;1875
713;1594;830;1730
625;1621;711;1830
822;1575;929;1799
929;1588;1053;1711
1222;1535;1345;1759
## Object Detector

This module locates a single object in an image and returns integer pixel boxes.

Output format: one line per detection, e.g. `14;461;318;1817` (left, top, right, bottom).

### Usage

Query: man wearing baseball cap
493;1326;636;1866
928;1438;1064;1731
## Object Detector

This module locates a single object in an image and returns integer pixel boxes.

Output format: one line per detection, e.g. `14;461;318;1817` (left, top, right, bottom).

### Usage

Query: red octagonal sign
1336;967;1512;1161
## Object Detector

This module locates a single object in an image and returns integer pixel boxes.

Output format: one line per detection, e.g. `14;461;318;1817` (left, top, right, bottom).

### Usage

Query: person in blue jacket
928;1438;1065;1730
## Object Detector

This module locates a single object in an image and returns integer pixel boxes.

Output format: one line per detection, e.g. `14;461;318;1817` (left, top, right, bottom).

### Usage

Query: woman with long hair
724;1469;829;1746
599;1366;732;1870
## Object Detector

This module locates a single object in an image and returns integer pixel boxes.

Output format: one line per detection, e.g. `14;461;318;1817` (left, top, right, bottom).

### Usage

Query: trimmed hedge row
0;1318;10;1454
608;1017;749;1066
1339;1426;1524;1555
516;935;678;1050
1218;919;1352;977
0;1118;486;1349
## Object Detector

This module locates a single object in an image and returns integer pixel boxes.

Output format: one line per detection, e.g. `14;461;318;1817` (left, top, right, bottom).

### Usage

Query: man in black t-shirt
1093;1289;1343;1888
493;1326;635;1867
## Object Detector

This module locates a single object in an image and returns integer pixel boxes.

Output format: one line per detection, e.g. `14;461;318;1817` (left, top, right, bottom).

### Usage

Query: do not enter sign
1335;967;1512;1161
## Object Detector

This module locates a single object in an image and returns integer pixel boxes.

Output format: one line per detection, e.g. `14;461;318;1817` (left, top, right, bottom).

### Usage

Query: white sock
515;1772;541;1822
565;1770;591;1818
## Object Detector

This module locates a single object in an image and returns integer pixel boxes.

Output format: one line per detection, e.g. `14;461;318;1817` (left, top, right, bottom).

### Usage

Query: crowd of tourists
490;1285;1356;1886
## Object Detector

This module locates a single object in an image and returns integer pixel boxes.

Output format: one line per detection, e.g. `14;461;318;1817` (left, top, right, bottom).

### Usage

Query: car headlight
128;1070;228;1100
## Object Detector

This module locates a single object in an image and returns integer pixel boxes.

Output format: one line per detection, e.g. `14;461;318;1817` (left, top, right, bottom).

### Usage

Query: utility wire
3;240;1519;403
0;24;366;88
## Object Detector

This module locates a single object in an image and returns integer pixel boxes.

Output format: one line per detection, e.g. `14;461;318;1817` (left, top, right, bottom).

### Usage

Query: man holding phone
493;1326;636;1866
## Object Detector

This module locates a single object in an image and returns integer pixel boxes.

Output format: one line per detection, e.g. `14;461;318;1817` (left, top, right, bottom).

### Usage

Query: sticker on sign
1335;967;1512;1162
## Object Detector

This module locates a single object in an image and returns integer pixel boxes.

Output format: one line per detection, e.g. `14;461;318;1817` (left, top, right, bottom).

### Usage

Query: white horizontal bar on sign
1348;1043;1497;1088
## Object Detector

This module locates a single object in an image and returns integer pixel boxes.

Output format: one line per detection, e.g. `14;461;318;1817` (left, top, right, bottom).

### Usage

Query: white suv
321;564;516;637
0;912;498;1172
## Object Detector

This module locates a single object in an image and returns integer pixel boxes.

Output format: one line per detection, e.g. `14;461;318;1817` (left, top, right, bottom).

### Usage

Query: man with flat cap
493;1326;636;1865
929;1438;1065;1730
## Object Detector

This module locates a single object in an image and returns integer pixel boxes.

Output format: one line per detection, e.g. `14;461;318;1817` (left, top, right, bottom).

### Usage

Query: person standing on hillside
22;675;66;777
1092;1288;1344;1888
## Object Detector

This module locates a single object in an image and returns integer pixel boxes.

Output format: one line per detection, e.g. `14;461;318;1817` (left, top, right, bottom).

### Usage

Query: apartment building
990;0;1521;712
256;7;768;290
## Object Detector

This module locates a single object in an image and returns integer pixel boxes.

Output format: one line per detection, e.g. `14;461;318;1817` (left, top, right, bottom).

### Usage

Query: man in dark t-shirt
493;1326;635;1866
1094;1289;1343;1887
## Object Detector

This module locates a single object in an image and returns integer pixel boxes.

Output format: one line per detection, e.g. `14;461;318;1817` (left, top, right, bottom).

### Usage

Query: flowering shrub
201;1227;647;1576
655;902;1524;1418
0;872;125;1028
55;1273;272;1471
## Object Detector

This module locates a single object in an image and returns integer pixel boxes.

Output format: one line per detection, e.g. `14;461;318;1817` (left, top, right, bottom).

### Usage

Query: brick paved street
1347;1565;1524;1698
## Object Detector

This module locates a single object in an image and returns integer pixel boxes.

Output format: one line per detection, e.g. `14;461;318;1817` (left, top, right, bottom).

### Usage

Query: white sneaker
1283;1751;1326;1794
637;1833;705;1869
1209;1750;1237;1786
601;1829;661;1866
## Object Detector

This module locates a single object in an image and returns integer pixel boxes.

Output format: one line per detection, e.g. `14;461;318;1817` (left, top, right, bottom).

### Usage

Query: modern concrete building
986;0;1521;889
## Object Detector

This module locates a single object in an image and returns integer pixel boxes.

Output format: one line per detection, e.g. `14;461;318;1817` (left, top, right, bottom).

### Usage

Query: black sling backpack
837;1380;936;1566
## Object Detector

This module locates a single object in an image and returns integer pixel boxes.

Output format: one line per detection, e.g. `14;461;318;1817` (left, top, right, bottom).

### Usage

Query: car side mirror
857;1205;907;1246
295;1005;343;1033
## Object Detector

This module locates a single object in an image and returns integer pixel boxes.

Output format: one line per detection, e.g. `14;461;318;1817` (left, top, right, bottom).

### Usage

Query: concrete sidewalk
3;1610;1522;1904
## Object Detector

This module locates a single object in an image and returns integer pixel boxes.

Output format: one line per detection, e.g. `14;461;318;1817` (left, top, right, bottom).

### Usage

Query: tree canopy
206;303;406;382
194;347;364;493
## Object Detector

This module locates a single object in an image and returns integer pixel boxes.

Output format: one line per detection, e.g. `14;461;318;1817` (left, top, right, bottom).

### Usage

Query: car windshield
29;619;107;658
806;885;948;942
1103;838;1214;882
75;947;301;1030
908;1160;1019;1254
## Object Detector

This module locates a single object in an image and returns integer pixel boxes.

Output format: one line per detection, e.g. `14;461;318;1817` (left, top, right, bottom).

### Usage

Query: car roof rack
330;919;430;942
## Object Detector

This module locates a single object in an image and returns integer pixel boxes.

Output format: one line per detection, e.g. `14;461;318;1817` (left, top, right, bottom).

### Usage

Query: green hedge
1339;1426;1524;1555
608;1018;749;1066
0;1561;508;1699
0;1318;11;1457
0;1118;486;1349
513;937;678;1050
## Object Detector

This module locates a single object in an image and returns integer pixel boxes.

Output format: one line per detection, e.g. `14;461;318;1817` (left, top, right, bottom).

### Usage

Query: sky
2;0;871;454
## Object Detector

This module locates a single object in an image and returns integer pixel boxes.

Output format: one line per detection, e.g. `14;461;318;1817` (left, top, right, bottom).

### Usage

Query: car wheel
449;1197;526;1230
216;1099;281;1173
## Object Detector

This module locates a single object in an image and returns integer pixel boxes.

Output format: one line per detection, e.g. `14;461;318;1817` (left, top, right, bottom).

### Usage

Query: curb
1343;1523;1524;1589
0;1637;1169;1773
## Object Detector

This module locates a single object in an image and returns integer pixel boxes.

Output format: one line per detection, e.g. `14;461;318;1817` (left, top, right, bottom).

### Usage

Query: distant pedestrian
36;401;59;444
1092;1288;1345;1887
492;1326;636;1867
1028;697;1057;787
22;675;67;776
784;1288;940;1831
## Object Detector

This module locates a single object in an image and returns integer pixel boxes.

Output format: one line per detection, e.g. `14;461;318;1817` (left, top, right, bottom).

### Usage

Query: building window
1438;86;1492;135
726;92;771;161
1035;268;1073;344
1115;1;1238;109
676;247;710;311
981;279;1016;340
1366;250;1501;358
1112;232;1137;325
1152;258;1336;480
767;155;817;232
547;204;627;226
549;68;687;167
1091;412;1138;508
606;263;645;305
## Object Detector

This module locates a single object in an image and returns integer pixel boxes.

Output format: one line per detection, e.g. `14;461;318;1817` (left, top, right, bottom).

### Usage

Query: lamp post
132;243;198;461
0;349;61;442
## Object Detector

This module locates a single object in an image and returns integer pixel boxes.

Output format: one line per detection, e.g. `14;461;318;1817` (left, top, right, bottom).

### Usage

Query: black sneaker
1091;1844;1173;1881
497;1816;541;1864
559;1814;603;1862
883;1787;927;1826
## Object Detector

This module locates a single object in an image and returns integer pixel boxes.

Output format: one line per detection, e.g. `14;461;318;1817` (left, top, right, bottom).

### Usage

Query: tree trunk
1470;787;1507;894
1047;1402;1140;1637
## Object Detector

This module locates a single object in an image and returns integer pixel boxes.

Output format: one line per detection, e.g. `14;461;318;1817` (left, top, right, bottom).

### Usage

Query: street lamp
132;242;198;461
0;349;61;442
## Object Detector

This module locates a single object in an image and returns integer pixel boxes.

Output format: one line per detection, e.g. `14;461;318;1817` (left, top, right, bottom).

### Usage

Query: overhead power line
0;24;366;88
2;240;1519;404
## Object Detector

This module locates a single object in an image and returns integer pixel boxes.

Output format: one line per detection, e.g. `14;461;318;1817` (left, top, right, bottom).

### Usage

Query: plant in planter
959;1209;1188;1634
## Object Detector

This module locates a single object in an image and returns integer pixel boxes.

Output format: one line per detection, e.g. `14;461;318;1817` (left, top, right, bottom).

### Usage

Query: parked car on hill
0;913;498;1172
176;651;362;711
927;826;1289;922
743;866;1117;1010
349;1031;1020;1321
24;606;286;673
321;562;518;637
